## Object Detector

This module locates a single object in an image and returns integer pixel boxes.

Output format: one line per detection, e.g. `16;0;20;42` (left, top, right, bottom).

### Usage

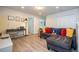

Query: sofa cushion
47;36;71;49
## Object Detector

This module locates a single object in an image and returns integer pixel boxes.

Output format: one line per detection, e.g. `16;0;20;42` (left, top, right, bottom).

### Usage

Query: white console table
6;29;26;38
0;34;13;52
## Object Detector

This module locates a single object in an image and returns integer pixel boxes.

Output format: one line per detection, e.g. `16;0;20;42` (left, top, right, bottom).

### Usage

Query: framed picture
20;18;25;22
15;16;20;21
8;16;14;20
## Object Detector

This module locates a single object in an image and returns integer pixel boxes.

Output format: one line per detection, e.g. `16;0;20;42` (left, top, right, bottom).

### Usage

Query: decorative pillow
66;28;74;38
57;28;61;35
53;28;61;35
61;28;66;36
53;28;57;34
43;28;45;33
45;27;51;33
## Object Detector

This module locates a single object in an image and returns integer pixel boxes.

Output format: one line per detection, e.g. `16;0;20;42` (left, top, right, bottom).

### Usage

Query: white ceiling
4;6;79;16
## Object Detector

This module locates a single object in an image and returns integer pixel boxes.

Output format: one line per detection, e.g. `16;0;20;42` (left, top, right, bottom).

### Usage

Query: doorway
28;16;34;35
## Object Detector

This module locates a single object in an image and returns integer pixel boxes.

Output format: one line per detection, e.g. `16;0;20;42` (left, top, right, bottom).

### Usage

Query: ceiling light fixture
35;6;44;10
56;6;59;9
21;6;24;9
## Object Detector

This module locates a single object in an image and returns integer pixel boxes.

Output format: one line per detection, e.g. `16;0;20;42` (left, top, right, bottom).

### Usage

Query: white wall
0;16;8;33
0;7;40;34
46;8;79;28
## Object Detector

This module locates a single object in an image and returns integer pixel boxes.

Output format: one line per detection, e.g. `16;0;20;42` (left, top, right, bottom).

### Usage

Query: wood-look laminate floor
12;35;48;52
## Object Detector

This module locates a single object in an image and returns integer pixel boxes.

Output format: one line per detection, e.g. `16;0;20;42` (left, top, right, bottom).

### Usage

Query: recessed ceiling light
35;6;44;10
56;6;59;9
21;6;24;9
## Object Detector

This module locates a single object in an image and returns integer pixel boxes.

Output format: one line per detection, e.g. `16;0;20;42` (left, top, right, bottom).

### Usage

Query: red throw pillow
45;27;51;33
61;28;66;36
